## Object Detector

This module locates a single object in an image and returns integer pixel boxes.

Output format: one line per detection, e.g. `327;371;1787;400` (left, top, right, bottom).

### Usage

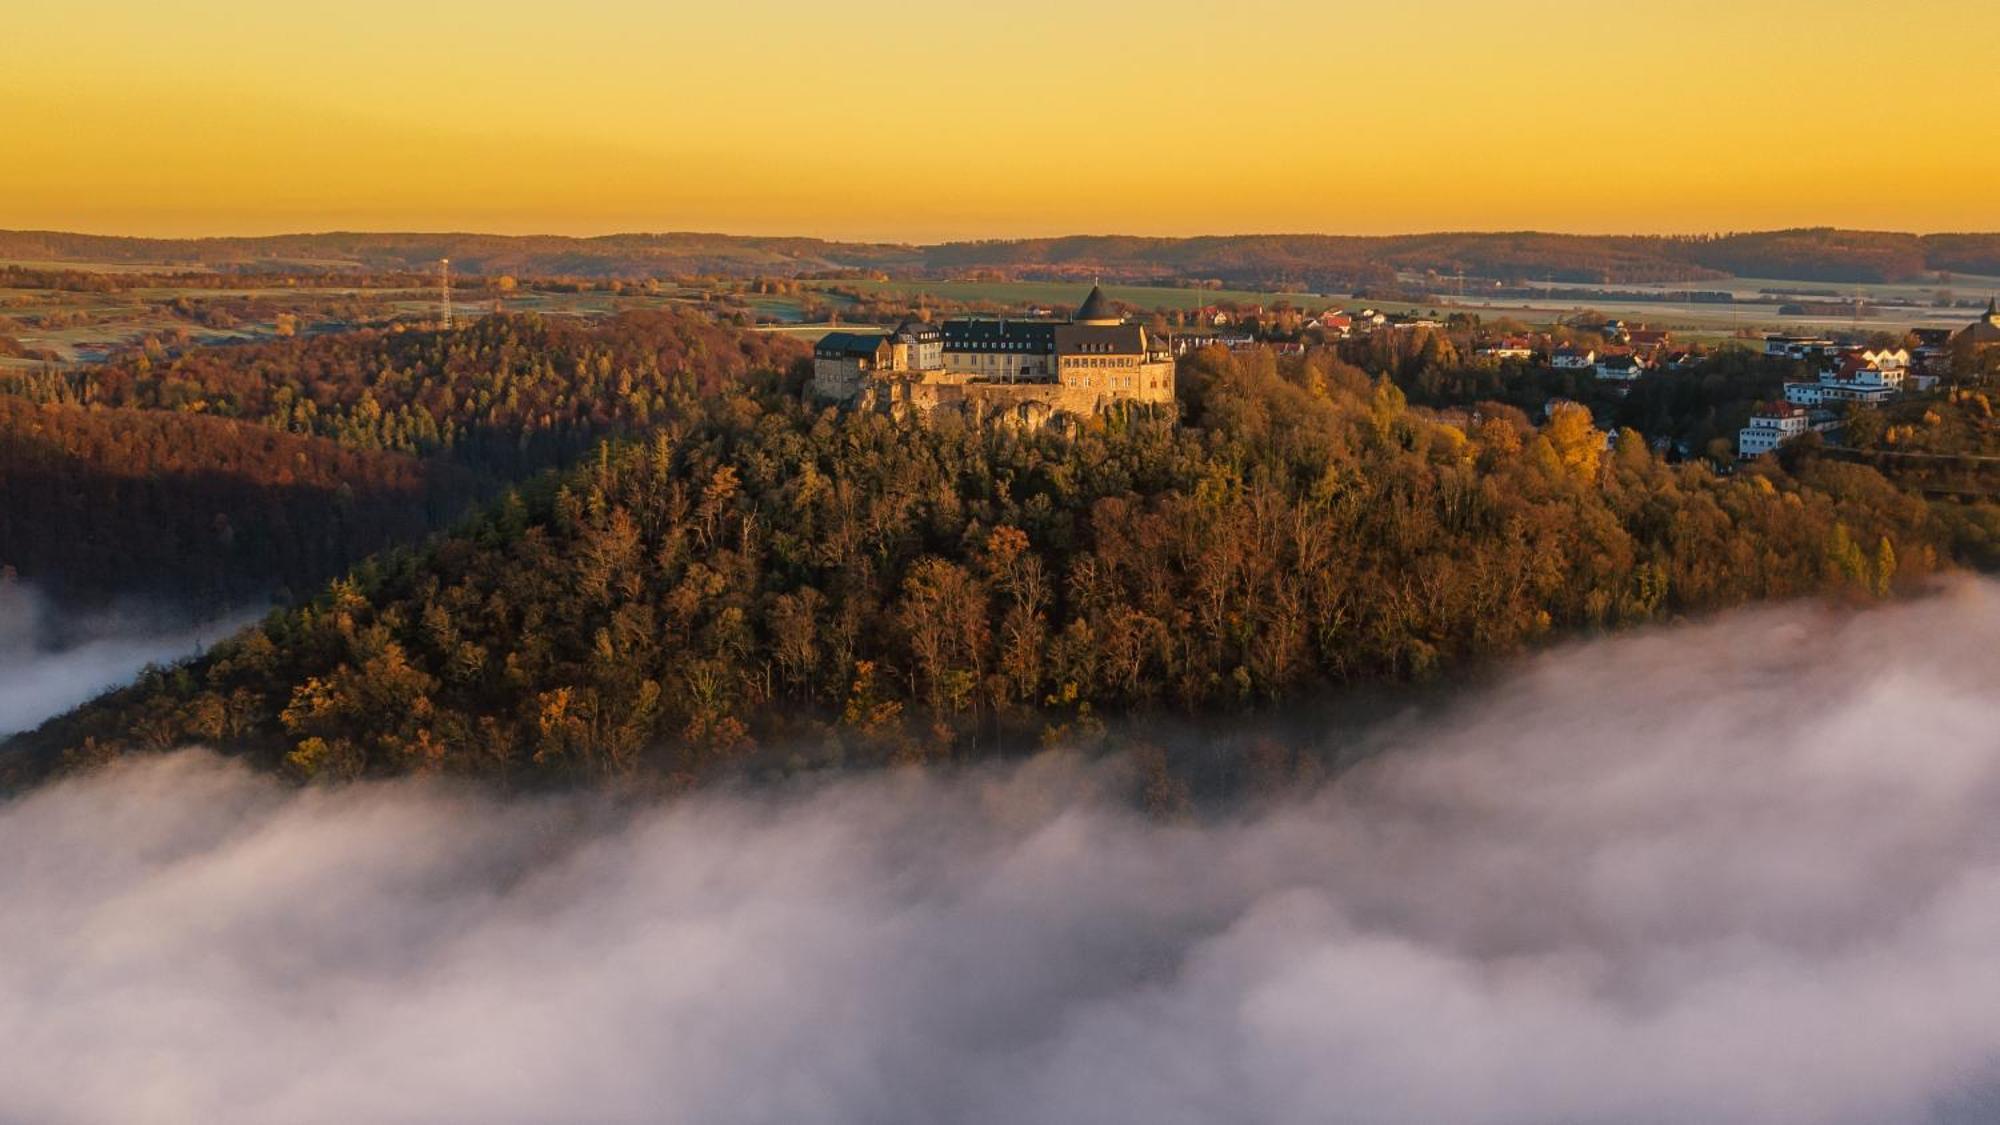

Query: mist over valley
6;585;2000;1123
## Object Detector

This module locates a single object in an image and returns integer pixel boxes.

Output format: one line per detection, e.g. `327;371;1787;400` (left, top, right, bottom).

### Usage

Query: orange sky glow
5;0;1997;241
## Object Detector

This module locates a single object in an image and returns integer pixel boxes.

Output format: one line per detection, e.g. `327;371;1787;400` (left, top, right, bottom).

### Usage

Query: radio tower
439;257;453;330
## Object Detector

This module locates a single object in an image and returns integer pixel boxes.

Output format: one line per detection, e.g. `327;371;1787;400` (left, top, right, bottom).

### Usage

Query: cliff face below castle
849;369;1175;428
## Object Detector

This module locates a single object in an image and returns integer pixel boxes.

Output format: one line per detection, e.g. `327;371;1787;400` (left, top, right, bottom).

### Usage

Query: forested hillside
0;311;808;606
0;397;476;609
2;311;805;471
6;341;1947;788
0;230;921;279
6;228;1997;286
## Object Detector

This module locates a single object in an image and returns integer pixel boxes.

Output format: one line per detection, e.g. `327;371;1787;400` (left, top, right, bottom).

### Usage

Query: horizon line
8;224;2000;248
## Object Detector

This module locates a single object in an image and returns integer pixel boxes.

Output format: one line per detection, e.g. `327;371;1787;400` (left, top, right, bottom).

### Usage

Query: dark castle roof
1053;324;1147;356
814;331;888;358
891;318;940;343
939;319;1059;351
1074;284;1118;323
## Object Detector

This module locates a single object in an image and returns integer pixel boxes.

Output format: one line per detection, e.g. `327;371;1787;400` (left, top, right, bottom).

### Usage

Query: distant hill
4;227;1998;287
0;231;922;280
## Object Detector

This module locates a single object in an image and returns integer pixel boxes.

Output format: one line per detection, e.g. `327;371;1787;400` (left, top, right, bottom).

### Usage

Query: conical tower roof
1074;283;1119;324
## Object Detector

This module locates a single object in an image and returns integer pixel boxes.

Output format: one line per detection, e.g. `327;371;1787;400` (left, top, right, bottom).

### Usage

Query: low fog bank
8;584;2000;1123
0;583;258;736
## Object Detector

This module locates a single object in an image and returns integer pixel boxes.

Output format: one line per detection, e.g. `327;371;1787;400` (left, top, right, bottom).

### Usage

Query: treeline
933;230;2000;287
7;227;1999;286
0;397;478;609
0;265;444;293
924;233;1726;286
7;343;1946;788
0;230;920;280
2;310;808;478
1673;230;1934;284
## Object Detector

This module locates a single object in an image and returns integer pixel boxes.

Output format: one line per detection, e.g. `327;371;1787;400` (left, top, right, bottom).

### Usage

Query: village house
1477;336;1535;360
1764;334;1838;362
1550;345;1597;370
1307;311;1352;336
1782;347;1909;408
1172;332;1257;355
1911;327;1955;381
1956;299;2000;349
1595;352;1649;383
1738;401;1827;458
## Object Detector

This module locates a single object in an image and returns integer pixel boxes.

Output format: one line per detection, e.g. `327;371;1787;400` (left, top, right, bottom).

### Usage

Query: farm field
1431;292;1978;336
0;258;217;275
0;284;430;364
804;278;1327;313
5;261;1991;371
1612;273;2000;303
1477;272;2000;335
0;280;715;366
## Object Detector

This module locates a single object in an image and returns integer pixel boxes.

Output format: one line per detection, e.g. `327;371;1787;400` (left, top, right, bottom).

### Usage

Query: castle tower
1074;282;1120;325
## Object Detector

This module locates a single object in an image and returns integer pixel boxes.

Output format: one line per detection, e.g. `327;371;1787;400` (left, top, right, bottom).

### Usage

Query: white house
1477;337;1534;360
1738;402;1812;458
1307;311;1352;336
1783;380;1827;406
1764;334;1837;361
1854;347;1910;378
1595;354;1649;382
1551;346;1597;370
1783;348;1910;407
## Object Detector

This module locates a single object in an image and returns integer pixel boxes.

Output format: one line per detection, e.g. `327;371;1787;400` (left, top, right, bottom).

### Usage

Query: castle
811;285;1176;425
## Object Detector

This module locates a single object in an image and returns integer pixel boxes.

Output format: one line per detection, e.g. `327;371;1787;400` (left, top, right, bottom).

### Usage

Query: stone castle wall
855;372;1172;427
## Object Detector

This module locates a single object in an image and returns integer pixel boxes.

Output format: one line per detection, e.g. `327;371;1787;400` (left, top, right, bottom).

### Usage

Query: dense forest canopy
0;311;807;608
0;396;477;609
5;326;1959;790
5;228;1998;286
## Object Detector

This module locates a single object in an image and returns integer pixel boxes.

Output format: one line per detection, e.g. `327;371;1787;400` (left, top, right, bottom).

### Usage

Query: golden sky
5;0;1997;240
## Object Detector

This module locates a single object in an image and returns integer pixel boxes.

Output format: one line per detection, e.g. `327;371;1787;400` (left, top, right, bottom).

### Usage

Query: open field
1610;274;2000;303
0;281;713;365
804;278;1326;313
0;258;215;275
755;323;851;342
1476;272;2000;336
1430;292;1979;337
0;285;425;364
4;261;1991;369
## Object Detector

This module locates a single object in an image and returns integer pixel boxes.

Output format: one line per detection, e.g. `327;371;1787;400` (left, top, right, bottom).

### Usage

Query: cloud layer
6;583;2000;1123
0;584;255;735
